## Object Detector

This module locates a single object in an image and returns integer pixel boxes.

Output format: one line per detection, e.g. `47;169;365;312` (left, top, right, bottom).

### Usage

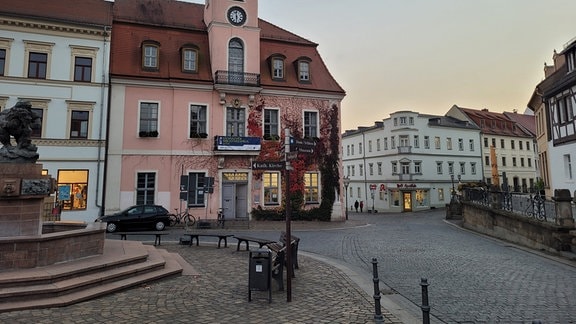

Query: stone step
0;240;185;313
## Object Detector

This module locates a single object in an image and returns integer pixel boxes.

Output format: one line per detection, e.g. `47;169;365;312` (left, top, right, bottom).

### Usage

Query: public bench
266;242;286;290
233;235;276;251
183;233;233;248
113;231;169;246
279;231;300;269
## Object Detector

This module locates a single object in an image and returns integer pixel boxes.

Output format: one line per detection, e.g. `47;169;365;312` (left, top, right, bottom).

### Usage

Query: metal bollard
372;258;384;323
420;278;430;324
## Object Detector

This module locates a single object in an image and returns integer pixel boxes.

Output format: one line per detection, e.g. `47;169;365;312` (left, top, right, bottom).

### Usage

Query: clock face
228;6;246;26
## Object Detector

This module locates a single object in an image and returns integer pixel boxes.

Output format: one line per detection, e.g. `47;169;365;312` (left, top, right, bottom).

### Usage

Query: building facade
0;0;112;222
446;105;538;192
105;0;346;220
342;111;482;213
531;39;576;195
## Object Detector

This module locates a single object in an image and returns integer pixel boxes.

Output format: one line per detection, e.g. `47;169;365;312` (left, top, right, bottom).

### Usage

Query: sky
185;0;576;131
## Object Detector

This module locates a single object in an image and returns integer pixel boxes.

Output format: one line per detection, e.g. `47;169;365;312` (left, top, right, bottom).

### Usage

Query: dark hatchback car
97;205;171;233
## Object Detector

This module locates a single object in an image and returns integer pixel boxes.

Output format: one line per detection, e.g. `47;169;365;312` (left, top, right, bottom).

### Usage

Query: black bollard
420;278;430;324
372;258;384;323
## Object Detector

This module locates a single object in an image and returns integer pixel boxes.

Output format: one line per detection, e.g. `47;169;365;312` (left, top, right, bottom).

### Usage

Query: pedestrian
354;200;359;212
360;201;364;213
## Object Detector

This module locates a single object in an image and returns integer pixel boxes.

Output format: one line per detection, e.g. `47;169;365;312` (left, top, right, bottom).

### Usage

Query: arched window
228;38;244;84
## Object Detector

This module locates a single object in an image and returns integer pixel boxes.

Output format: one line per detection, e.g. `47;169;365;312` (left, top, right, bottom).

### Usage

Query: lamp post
450;174;455;201
343;176;350;220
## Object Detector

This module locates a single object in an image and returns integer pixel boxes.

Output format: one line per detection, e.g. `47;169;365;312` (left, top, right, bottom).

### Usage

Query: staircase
0;240;195;313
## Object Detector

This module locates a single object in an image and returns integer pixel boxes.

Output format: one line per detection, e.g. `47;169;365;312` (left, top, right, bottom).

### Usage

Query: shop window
263;172;280;205
415;190;428;206
57;170;88;210
391;190;400;206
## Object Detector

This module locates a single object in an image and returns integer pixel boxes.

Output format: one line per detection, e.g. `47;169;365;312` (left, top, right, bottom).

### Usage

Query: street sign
286;151;298;161
251;161;286;170
370;184;377;190
289;137;316;154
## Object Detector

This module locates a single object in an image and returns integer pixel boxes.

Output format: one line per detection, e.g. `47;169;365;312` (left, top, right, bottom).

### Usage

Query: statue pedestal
0;163;45;237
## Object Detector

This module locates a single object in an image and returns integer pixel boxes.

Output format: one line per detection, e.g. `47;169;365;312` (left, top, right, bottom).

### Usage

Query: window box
139;130;158;138
190;132;208;139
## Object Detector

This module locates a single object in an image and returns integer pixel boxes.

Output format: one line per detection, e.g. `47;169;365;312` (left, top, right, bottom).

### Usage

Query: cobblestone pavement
289;209;576;323
0;240;402;323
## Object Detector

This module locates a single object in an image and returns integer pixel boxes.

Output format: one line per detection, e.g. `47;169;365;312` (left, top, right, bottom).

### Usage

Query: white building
0;1;112;222
342;111;482;213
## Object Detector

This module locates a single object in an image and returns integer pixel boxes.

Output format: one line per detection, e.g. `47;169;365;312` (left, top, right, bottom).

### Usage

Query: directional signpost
289;137;316;153
251;161;286;170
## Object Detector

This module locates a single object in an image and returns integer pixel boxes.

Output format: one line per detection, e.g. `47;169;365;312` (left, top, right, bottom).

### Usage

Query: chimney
481;108;488;112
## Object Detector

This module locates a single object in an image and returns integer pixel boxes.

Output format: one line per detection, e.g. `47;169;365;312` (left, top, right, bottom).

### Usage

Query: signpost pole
284;128;293;302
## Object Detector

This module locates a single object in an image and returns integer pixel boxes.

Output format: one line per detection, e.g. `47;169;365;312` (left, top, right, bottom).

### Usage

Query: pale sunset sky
186;0;576;130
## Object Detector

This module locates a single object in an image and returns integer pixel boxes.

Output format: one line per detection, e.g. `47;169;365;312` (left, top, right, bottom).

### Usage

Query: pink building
106;0;346;222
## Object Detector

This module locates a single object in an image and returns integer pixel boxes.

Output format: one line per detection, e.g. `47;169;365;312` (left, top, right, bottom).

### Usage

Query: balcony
398;174;413;181
397;146;412;154
214;70;261;87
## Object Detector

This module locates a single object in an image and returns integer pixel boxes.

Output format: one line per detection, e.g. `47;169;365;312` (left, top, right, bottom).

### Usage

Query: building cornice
0;16;109;39
33;139;105;147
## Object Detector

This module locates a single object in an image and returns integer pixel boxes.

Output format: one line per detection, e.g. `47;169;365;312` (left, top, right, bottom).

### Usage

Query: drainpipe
362;131;368;206
99;25;111;215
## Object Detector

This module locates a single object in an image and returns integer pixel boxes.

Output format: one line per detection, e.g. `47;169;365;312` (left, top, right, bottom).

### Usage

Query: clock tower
204;0;261;77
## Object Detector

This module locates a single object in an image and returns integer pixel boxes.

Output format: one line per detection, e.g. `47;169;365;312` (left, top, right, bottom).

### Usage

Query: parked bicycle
169;208;196;228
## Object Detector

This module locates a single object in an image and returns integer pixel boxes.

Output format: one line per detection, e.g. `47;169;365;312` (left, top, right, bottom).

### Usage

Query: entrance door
402;192;412;212
222;184;236;219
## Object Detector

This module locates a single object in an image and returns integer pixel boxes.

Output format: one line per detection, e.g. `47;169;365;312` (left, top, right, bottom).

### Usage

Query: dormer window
181;44;199;73
142;41;160;70
272;57;284;80
567;50;575;73
295;56;311;82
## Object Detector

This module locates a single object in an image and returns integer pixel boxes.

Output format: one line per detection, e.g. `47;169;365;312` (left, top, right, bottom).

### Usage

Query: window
391;161;398;174
434;136;441;149
448;162;454;174
73;57;92;82
526;141;530;151
142;43;159;69
359;143;363;155
471;162;477;175
511;140;515;150
304;172;319;203
485;156;490;166
393;118;398;126
359;164;363;176
520;157;525;167
189;104;207;138
30;108;44;138
263;172;280;205
346;165;350;176
186;172;206;206
399;135;409;147
519;141;523;150
491;138;496;147
564;154;573;180
438;188;445;202
298;59;310;82
399;116;407;125
484;137;488;148
384;137;388;150
228;38;244;84
351;165;355;176
377;162;382;175
409;117;414;125
139;102;159;136
501;156;506;167
391;190;400;206
401;162;410;174
182;47;198;72
369;163;374;176
528;159;532;168
512;157;517;167
70;110;89;139
414;161;422;174
57;170;88;210
424;136;430;149
368;140;372;152
391;136;396;149
469;139;474;151
376;139;381;151
351;144;355;155
226;107;245;136
346;145;350;156
28;52;47;78
446;137;452;150
500;139;505;149
263;109;279;139
272;57;284;79
436;161;443;174
458;138;464;151
460;162;465;174
303;111;318;138
414;135;420;148
136;172;155;205
0;49;6;76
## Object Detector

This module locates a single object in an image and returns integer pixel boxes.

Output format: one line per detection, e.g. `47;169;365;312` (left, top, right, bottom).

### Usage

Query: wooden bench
233;235;276;251
280;232;300;269
183;233;234;248
266;242;286;291
113;231;169;246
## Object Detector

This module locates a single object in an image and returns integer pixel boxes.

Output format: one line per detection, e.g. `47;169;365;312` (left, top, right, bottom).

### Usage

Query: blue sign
214;136;261;151
58;185;71;200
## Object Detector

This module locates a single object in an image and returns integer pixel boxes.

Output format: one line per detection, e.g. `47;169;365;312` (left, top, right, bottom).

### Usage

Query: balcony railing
397;146;412;154
214;70;261;87
398;174;412;181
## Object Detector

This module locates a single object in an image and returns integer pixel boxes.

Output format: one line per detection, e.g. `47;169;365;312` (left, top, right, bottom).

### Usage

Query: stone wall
461;202;573;253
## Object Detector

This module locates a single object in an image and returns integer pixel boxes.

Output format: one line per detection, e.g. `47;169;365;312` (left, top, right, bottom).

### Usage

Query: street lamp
450;174;455;201
343;176;350;220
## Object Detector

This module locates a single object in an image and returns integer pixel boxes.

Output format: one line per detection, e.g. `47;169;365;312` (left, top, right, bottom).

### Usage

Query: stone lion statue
0;101;40;162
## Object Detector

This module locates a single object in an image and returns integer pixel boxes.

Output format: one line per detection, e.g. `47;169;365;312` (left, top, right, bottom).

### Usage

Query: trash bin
248;248;272;303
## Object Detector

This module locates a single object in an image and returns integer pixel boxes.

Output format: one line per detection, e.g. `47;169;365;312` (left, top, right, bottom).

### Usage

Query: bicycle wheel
168;214;178;227
184;214;196;227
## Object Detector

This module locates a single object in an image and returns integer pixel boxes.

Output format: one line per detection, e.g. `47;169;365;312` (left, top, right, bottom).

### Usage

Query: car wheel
155;221;166;231
106;222;118;233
